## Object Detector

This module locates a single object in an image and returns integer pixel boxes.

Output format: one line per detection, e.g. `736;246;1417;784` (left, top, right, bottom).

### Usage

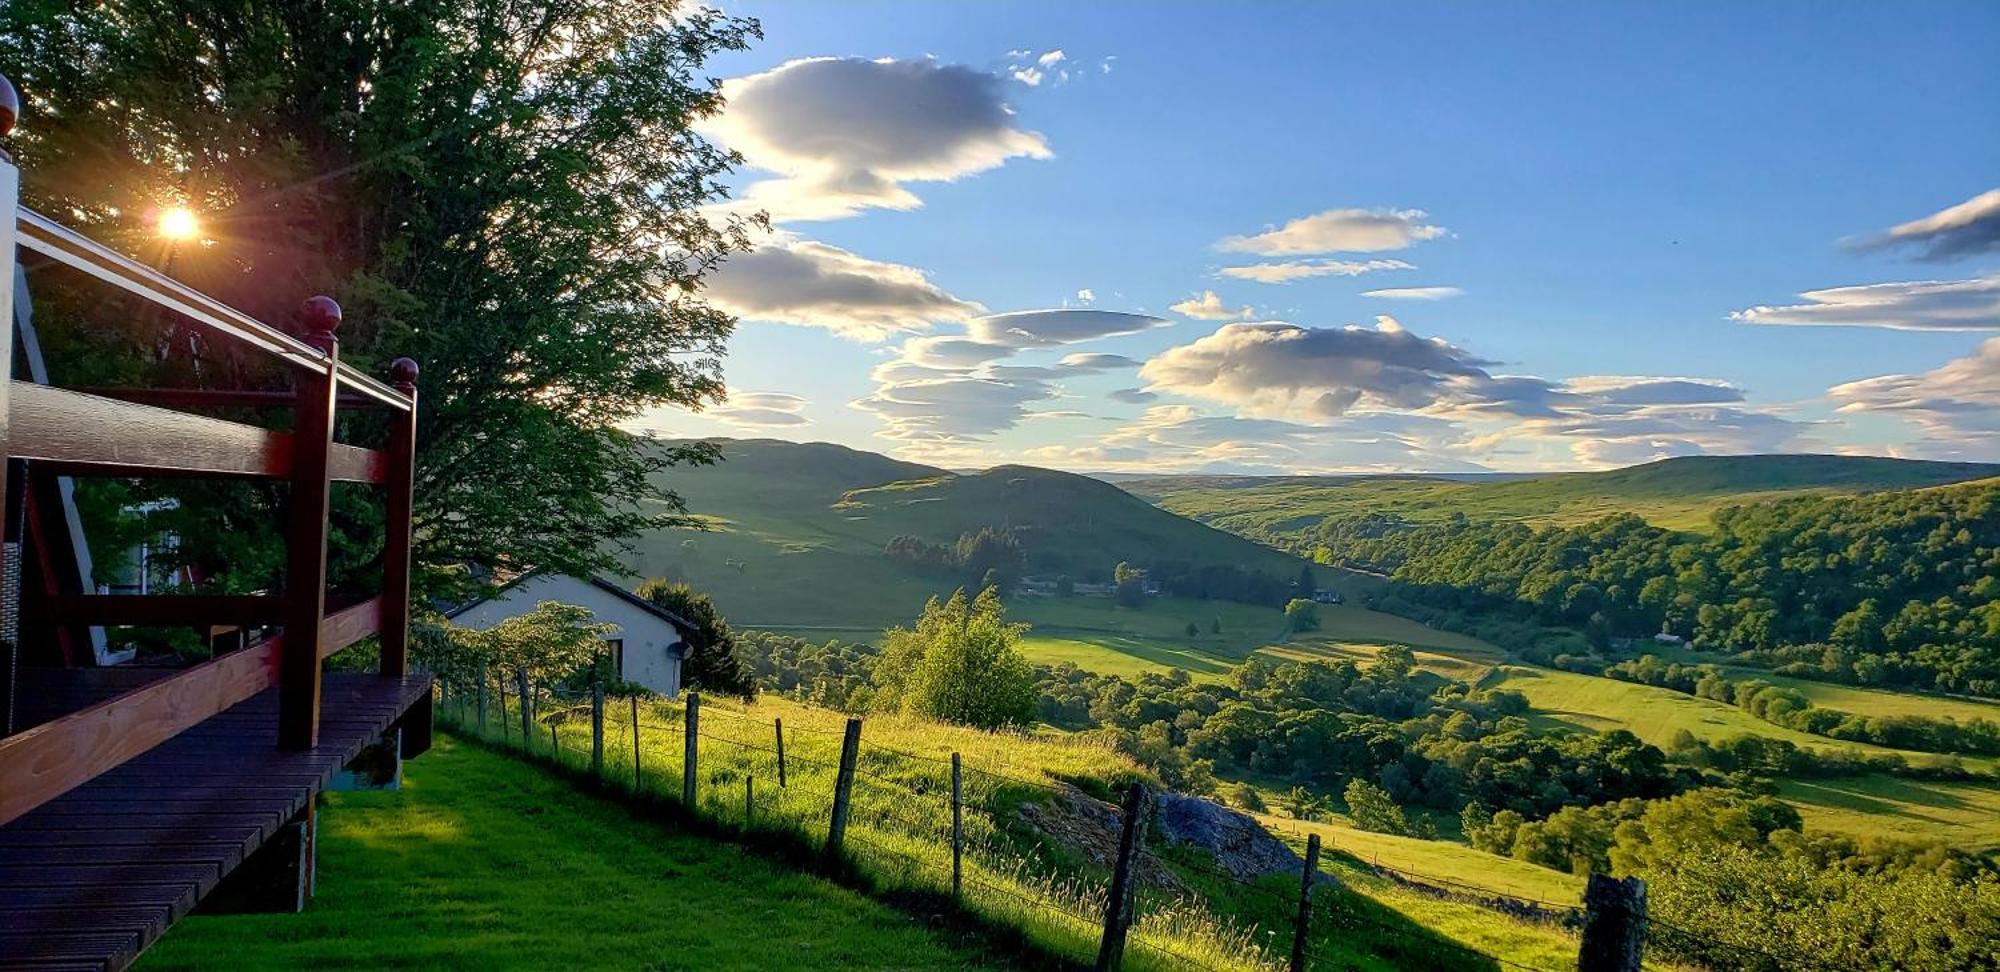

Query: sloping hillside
632;439;1328;631
1140;454;2000;535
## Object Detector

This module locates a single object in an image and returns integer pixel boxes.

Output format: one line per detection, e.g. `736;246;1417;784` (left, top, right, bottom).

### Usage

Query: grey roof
444;570;699;639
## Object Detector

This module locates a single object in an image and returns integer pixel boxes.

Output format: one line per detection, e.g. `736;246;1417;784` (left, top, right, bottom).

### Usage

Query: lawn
136;737;1017;972
1774;776;2000;853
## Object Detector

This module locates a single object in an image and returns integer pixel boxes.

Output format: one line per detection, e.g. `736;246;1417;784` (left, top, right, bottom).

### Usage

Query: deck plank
0;672;431;972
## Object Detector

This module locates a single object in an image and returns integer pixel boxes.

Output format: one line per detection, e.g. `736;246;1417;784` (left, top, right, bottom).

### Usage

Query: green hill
1139;454;2000;535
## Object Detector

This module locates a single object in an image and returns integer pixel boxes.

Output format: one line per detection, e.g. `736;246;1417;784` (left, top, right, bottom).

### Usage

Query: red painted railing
0;71;420;825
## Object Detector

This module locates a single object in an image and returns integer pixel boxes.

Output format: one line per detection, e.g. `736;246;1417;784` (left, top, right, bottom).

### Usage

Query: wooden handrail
319;596;384;660
0;639;282;827
38;593;285;627
72;387;400;411
12;207;409;410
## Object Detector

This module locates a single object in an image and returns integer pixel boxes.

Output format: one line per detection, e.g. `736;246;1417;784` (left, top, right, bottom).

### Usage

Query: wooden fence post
630;695;642;791
590;681;605;777
279;297;341;751
1290;833;1321;972
682;692;700;807
951;752;964;901
498;679;510;743
516;669;532;749
476;662;488;731
548;719;558;760
774;717;787;788
825;717;862;858
1578;874;1647;972
1096;782;1153;972
745;775;754;823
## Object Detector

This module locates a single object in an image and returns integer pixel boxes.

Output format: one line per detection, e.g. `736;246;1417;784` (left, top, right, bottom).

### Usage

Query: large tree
0;0;761;594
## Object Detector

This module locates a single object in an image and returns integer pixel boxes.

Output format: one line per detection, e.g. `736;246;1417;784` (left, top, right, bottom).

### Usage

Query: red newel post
279;296;340;750
379;357;419;678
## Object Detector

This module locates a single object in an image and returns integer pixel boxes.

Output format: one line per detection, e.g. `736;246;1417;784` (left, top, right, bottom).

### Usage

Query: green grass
1142;455;2000;536
137;737;1012;971
1640;646;2000;725
1261;814;1586;908
1774;776;2000;853
1484;664;1998;775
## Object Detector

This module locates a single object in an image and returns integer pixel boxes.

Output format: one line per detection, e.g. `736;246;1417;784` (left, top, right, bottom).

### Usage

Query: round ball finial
0;73;20;139
297;295;342;348
388;357;420;388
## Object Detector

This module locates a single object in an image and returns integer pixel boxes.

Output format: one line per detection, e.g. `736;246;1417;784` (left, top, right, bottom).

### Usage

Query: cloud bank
1218;207;1447;256
1731;275;2000;331
1829;338;2000;459
705;237;983;341
1846;188;2000;262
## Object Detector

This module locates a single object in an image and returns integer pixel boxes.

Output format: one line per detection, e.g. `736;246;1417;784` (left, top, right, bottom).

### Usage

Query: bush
874;587;1036;729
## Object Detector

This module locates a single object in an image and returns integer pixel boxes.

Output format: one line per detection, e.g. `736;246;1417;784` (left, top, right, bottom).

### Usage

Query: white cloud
1076;288;1096;304
705;237;983;341
1730;275;2000;331
897;336;1016;369
1037;49;1066;67
1137;317;1566;421
852;375;1058;442
704;57;1051;222
1218;207;1447;256
1011;67;1044;86
1362;286;1465;301
712;390;811;427
1170;290;1252;320
1828;338;2000;459
1846;188;2000;262
1026;406;1488;475
1218;259;1414;284
1558;376;1746;407
967;309;1168;347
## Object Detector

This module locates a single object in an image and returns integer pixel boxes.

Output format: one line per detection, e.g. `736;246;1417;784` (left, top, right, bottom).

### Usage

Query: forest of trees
1294;483;2000;697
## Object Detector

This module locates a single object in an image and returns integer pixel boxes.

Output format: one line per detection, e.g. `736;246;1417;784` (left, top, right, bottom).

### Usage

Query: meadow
1775;776;2000;852
136;738;1013;971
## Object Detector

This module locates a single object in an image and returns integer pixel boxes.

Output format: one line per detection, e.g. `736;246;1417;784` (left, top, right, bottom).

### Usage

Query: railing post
379;358;418;678
1290;833;1321;972
1096;782;1152;972
1578;874;1647;972
279;297;340;750
825;717;862;859
682;692;699;806
0;75;19;711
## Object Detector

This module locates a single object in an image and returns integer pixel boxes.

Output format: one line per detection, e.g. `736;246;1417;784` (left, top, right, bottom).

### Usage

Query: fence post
682;692;700;807
1096;783;1153;972
590;682;605;777
378;358;418;678
476;662;488;731
548;719;558;760
1578;874;1647;972
516;669;532;750
745;776;754;823
825;717;862;859
951;752;964;902
278;298;341;751
631;696;642;791
774;718;787;788
498;680;510;743
1289;833;1321;972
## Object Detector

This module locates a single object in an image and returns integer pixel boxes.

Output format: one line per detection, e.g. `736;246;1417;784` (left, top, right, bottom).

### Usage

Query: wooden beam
379;360;419;678
278;307;339;750
327;443;386;484
10;382;289;478
0;640;280;826
71;388;391;411
37;594;284;628
317;597;382;660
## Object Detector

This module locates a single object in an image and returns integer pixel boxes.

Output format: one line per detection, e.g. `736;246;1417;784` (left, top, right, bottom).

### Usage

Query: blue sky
632;1;2000;473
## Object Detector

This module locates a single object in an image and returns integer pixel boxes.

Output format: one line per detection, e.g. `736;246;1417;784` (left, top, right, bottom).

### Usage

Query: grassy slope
138;737;1010;972
1143;455;2000;535
1774;776;2000;852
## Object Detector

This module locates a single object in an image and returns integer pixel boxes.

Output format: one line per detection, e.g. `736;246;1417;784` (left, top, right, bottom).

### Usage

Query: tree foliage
635;579;755;698
0;0;762;593
874;587;1036;729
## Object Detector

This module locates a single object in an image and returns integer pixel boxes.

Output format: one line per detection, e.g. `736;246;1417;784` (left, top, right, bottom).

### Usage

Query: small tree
636;579;757;697
1285;598;1321;633
1282;785;1330;821
1344;779;1411;836
1210;616;1223;635
1113;561;1148;607
874;587;1036;729
1185;621;1200;638
469;601;617;686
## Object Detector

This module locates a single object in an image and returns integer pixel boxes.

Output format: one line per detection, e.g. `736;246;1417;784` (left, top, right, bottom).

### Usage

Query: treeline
1035;652;1696;819
1604;654;2000;757
1297;482;2000;697
884;527;1304;607
884;527;1026;593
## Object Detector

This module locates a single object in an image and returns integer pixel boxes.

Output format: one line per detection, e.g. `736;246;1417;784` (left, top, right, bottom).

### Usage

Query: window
604;639;625;679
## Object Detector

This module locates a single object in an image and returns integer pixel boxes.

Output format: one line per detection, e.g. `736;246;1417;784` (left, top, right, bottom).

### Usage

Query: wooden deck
0;672;432;972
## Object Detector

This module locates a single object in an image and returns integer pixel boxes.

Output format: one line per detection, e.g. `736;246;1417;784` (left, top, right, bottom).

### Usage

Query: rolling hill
1135;454;2000;535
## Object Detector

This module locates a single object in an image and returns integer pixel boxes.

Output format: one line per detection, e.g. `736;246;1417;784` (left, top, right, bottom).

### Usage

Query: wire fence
430;674;1821;972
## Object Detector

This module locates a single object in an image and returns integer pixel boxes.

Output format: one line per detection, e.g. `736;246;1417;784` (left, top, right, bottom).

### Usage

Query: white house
447;573;695;698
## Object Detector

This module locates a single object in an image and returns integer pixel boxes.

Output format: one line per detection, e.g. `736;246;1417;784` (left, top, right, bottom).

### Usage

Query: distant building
1653;632;1685;646
1071;582;1116;597
1310;588;1342;604
448;573;695;698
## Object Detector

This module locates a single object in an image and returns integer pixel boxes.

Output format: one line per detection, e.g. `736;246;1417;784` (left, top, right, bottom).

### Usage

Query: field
445;690;1572;972
1137;454;2000;536
1642;646;2000;725
1484;664;2000;774
1263;815;1586;908
137;737;1012;971
1775;776;2000;852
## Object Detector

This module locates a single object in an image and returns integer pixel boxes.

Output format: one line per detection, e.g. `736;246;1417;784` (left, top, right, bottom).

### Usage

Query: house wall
451;575;682;697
